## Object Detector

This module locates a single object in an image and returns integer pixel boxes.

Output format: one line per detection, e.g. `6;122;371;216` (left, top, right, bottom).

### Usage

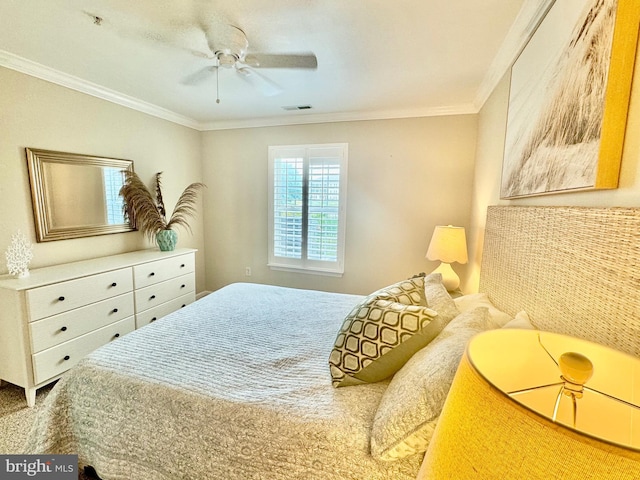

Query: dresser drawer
134;273;195;313
29;292;135;353
135;292;196;328
32;316;135;384
26;268;133;321
133;253;195;289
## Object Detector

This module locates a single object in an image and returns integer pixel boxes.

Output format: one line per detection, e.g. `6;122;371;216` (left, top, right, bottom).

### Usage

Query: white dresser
0;248;196;406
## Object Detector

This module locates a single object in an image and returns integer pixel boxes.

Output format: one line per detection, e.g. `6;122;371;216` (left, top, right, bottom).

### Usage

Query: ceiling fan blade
181;65;217;85
244;53;317;69
235;66;283;97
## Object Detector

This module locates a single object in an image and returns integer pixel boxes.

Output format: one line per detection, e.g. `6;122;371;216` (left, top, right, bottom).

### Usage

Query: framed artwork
500;0;639;199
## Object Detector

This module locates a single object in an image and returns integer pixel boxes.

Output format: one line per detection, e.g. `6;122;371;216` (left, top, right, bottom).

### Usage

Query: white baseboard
196;291;212;300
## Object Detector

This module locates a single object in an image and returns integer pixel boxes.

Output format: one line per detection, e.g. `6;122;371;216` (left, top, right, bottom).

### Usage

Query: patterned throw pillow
370;307;492;461
368;276;428;306
328;274;457;388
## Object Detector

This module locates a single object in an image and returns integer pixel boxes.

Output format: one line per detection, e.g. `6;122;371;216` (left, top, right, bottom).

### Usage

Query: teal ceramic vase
156;229;177;251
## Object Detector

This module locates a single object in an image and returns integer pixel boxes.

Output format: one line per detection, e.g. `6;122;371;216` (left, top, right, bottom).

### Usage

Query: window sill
268;264;344;277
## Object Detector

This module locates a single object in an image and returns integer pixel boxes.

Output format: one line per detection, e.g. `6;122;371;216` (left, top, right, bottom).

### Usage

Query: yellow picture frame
500;0;639;199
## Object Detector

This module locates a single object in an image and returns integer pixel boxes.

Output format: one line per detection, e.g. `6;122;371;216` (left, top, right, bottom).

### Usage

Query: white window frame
268;143;348;276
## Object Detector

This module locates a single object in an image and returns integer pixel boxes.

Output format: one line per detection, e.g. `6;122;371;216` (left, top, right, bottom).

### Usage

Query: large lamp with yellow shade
418;329;640;479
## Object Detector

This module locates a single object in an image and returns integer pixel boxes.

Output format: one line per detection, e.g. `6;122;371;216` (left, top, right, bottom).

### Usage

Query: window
268;143;348;276
103;167;126;225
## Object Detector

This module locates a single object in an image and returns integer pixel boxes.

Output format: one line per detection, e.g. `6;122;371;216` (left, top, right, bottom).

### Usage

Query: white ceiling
0;0;550;130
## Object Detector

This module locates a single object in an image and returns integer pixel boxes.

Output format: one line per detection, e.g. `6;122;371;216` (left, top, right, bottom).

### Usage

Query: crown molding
198;103;477;131
0;49;201;130
2;4;546;136
473;0;555;111
0;49;478;131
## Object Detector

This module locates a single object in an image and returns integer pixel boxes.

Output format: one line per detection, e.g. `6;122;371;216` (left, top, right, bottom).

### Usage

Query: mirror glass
26;148;135;242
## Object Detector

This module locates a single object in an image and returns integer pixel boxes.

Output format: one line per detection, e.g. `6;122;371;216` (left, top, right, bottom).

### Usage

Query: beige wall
201;116;478;295
0;65;478;297
7;43;637;298
0;67;207;292
467;44;640;292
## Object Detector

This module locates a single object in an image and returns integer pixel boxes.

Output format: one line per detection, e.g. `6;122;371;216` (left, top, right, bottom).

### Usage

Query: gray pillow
370;306;492;461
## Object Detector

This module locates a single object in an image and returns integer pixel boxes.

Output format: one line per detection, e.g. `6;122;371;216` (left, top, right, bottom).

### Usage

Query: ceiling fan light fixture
216;52;237;68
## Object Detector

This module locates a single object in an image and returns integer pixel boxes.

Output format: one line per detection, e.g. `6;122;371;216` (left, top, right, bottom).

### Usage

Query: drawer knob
180;264;185;268
149;272;155;277
112;308;119;313
181;284;186;288
150;295;156;300
151;317;157;322
114;333;120;338
60;326;68;332
58;296;65;302
111;282;117;287
63;355;70;361
181;304;186;308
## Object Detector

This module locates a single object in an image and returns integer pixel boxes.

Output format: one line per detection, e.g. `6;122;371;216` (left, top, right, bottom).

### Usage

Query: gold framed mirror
26;148;135;242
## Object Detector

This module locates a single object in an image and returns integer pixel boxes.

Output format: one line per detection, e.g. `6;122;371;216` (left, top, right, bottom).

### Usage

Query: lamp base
431;262;460;291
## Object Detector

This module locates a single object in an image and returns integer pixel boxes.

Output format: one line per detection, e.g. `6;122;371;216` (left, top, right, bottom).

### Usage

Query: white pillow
502;310;536;329
454;292;512;328
370;306;492;461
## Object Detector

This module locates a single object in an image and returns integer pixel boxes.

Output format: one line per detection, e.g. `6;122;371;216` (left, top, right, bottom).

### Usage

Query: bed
25;206;640;479
25;283;423;479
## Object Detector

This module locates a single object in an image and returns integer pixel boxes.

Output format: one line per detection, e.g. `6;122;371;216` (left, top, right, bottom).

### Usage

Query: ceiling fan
182;24;318;102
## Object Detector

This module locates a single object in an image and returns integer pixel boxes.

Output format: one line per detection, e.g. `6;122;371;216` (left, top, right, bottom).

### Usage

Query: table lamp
425;225;468;291
418;329;640;479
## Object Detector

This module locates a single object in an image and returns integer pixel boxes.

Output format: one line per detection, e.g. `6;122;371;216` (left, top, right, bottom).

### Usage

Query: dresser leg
25;388;36;408
0;379;6;387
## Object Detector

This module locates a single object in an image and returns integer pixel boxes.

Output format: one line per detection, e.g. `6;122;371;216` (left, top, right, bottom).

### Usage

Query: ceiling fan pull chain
216;62;221;104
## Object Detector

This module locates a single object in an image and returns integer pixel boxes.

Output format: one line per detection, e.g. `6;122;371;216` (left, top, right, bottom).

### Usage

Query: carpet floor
0;381;92;479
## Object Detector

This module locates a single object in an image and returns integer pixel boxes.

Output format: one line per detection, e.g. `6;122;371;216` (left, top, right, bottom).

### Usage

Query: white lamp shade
419;329;640;479
426;225;468;264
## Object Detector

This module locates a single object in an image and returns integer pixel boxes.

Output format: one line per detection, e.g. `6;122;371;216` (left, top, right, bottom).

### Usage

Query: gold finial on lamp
425;225;468;291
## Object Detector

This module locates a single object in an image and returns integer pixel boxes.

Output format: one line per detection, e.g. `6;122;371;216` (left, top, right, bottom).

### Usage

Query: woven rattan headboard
479;206;640;356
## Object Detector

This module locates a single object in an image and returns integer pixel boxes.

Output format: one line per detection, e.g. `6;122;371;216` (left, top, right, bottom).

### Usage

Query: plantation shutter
272;150;305;260
307;154;341;262
268;144;348;275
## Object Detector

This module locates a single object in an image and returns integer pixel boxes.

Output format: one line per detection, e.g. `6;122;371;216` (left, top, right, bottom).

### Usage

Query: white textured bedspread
26;283;422;479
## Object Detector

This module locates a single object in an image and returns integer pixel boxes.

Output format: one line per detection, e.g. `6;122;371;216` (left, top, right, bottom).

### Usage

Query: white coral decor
5;231;34;278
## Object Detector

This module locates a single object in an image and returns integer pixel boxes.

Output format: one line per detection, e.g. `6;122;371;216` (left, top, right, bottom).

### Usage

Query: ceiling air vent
282;105;313;111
